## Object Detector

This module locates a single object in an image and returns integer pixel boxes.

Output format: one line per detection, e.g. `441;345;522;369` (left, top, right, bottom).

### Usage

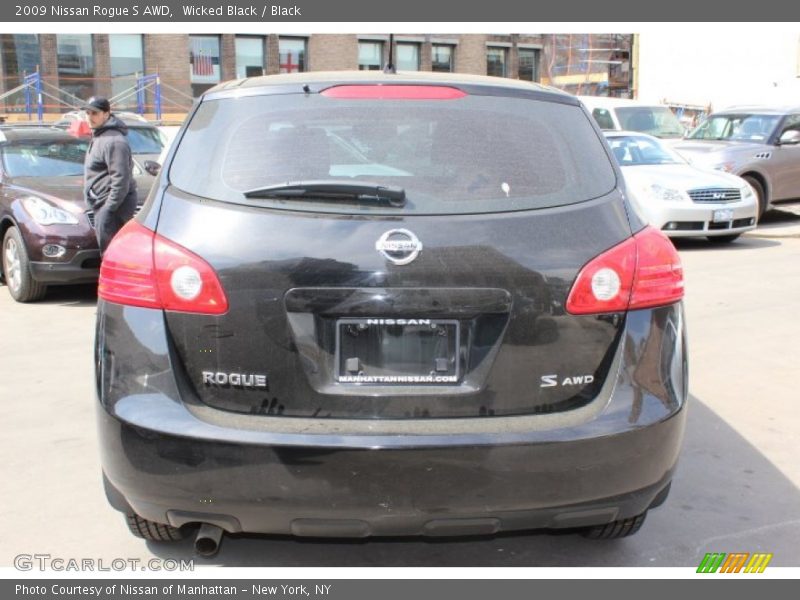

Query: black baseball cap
82;96;111;112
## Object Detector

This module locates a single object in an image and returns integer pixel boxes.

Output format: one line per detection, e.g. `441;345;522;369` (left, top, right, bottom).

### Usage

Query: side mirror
778;130;800;146
143;160;161;176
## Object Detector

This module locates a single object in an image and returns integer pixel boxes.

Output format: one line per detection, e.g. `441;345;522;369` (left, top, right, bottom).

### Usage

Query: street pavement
1;204;799;569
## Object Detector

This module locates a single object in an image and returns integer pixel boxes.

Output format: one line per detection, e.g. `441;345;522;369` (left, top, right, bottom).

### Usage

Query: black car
95;72;688;554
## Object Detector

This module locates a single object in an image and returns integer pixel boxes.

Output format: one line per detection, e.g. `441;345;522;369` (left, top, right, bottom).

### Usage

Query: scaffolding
108;73;163;120
0;67;83;121
23;71;42;121
541;34;633;98
0;69;192;122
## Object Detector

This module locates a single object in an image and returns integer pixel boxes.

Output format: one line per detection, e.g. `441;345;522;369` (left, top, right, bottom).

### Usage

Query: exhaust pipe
194;523;224;557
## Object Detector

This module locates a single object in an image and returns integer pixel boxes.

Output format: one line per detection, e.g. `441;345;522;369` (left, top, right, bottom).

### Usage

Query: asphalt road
2;205;799;569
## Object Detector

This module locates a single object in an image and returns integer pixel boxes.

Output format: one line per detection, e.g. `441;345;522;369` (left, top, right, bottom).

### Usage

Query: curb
745;231;800;239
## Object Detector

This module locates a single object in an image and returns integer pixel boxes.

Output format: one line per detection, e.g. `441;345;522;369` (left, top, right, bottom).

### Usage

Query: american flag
192;50;214;77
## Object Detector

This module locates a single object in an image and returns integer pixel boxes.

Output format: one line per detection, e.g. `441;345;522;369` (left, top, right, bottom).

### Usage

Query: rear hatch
154;81;632;419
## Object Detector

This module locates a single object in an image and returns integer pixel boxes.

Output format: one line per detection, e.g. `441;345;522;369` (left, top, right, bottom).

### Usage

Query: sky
637;28;800;109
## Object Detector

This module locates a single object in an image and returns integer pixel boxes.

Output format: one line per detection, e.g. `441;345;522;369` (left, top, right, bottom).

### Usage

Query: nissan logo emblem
375;229;423;265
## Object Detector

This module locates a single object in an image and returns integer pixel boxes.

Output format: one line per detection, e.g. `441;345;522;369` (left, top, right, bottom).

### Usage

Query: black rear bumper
95;301;688;537
99;405;684;537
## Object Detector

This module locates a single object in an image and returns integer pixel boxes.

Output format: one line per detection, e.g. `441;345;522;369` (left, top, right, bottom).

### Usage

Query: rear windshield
169;91;616;215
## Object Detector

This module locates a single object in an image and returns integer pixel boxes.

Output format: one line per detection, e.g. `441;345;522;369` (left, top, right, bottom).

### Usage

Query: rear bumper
96;302;688;537
99;406;683;537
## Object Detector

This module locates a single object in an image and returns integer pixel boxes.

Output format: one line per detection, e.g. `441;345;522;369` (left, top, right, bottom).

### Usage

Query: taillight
97;222;159;308
566;226;683;315
629;227;685;310
98;221;228;314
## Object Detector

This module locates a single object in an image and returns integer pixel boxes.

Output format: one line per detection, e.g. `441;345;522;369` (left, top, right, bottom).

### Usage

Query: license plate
713;209;734;223
336;318;459;384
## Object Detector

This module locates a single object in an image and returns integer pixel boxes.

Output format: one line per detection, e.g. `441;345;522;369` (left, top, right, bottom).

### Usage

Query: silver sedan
605;131;758;243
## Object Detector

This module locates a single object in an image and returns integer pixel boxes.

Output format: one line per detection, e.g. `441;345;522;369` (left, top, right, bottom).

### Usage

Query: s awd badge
541;374;595;388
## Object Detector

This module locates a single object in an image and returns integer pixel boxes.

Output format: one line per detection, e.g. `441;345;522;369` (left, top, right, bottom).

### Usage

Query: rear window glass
169;91;616;215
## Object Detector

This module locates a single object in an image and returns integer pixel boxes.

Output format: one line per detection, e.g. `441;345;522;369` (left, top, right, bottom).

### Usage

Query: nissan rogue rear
95;72;688;551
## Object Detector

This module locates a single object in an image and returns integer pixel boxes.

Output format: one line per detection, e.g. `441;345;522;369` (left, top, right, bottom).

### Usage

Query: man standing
82;97;138;254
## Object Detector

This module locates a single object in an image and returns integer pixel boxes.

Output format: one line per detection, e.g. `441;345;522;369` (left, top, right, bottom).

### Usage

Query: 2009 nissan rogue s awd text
95;72;688;553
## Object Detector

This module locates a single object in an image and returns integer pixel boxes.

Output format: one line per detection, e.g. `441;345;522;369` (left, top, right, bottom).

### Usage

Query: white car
605;131;758;243
581;96;687;140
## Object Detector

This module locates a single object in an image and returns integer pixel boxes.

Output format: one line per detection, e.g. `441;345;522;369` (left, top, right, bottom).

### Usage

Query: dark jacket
83;115;138;212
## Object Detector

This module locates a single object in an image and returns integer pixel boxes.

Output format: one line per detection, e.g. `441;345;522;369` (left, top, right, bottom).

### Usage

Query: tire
707;233;741;244
743;175;767;220
2;227;47;302
125;513;185;542
582;512;647;539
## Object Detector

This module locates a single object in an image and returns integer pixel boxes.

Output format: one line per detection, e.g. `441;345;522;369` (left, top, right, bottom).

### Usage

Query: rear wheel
707;233;741;244
2;227;47;302
743;175;767;219
582;512;647;539
125;513;185;542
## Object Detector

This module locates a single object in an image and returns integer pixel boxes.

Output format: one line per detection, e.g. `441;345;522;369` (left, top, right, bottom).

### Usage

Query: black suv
95;72;688;553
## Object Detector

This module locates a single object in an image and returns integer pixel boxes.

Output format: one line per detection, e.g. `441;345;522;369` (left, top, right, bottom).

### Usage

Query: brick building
0;33;633;120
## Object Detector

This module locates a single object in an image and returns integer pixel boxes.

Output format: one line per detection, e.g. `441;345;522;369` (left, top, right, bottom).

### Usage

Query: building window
0;34;41;98
235;36;265;79
109;34;144;110
358;41;383;71
396;43;420;71
608;49;631;93
279;38;306;73
518;48;540;82
189;35;220;97
431;44;454;73
57;34;95;101
486;47;507;77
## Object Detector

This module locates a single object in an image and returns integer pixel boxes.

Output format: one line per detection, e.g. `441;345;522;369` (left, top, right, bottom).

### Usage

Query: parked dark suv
0;126;154;302
0;127;94;302
96;72;688;553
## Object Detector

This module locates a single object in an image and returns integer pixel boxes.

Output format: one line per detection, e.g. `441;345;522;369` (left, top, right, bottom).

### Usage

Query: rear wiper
244;180;406;207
